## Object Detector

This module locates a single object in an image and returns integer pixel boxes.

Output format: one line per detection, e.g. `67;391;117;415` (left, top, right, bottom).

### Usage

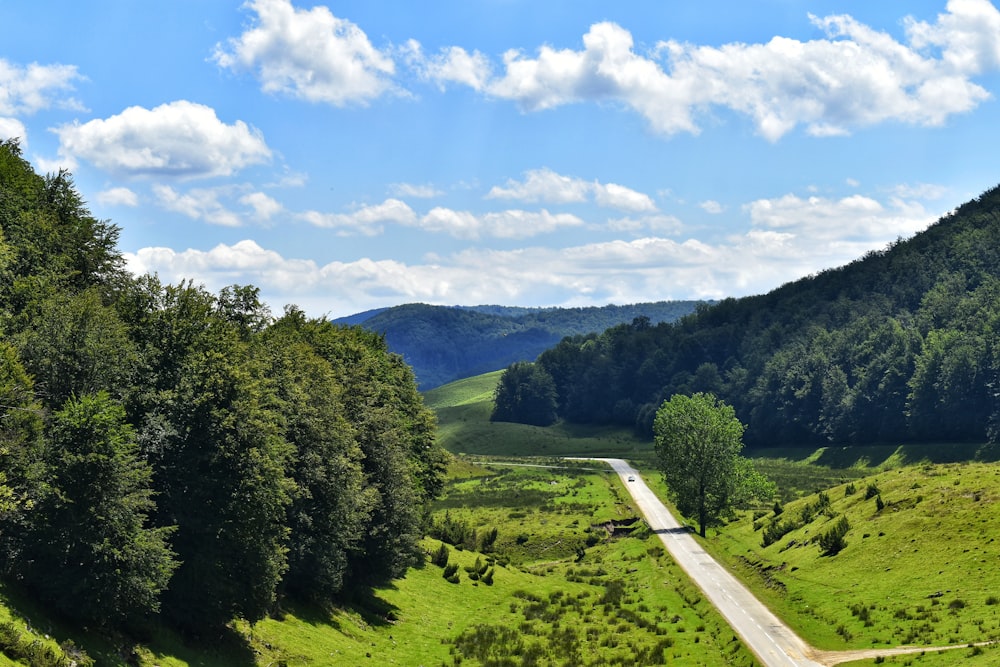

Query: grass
425;370;652;457
244;462;759;666
700;461;1000;656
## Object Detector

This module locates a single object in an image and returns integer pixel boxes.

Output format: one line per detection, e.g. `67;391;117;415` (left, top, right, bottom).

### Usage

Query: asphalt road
589;458;824;667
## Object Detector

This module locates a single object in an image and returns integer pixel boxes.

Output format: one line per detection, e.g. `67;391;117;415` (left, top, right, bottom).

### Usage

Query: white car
627;475;635;482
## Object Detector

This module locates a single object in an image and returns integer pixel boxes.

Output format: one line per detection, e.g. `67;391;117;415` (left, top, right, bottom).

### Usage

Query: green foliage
654;393;774;537
817;515;850;556
19;392;176;627
491;361;559;426
0;141;448;640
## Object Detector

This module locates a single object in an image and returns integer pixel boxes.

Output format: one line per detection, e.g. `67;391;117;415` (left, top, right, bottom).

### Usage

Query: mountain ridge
334;300;710;390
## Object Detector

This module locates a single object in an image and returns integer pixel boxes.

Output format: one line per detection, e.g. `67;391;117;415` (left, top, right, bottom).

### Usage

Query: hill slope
530;184;1000;448
335;301;706;389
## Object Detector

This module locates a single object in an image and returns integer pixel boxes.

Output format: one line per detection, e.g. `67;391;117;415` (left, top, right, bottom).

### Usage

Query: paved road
584;457;824;667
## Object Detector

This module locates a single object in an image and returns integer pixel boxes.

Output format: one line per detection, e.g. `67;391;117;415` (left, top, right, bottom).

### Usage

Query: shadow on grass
810;442;981;468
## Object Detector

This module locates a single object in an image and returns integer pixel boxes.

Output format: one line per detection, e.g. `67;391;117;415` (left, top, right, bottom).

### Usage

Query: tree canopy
0;139;448;635
653;393;773;537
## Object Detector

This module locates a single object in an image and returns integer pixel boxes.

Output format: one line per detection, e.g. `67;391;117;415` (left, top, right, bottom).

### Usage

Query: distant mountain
333;301;708;390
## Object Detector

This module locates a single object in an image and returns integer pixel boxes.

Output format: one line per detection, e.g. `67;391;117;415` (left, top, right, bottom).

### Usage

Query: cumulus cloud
300;198;417;235
744;193;936;252
700;200;724;214
96;187;139;207
0;117;27;145
473;2;998;140
123;185;943;318
0;59;83;116
214;0;398;106
403;40;492;91
54;101;271;179
240;191;283;221
488;168;655;212
153;184;243;227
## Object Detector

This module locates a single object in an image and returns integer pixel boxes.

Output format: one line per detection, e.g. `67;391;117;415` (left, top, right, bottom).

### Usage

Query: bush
818;516;850;556
761;519;793;547
431;542;450;567
865;483;881;499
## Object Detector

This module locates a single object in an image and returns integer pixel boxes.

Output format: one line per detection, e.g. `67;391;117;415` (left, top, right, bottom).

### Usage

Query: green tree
491;361;559;426
301;320;445;585
653;393;773;537
262;310;370;603
129;283;292;631
20;392;176;628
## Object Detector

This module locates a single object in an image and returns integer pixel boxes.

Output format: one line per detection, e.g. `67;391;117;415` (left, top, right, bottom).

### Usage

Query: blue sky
3;0;1000;317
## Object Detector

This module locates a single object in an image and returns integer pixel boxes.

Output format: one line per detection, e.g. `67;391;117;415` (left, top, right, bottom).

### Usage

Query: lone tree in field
654;392;773;537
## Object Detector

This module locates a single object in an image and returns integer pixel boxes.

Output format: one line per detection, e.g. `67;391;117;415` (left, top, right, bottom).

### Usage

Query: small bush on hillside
761;519;793;547
431;542;450;567
876;494;885;511
818;516;850;556
865;483;881;499
845;482;857;496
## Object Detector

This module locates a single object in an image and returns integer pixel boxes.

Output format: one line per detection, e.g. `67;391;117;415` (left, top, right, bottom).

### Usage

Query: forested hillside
336;301;706;389
496;184;1000;450
0;139;447;638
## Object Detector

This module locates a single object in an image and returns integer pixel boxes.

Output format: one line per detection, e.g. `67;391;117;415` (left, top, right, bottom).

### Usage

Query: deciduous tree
654;392;773;537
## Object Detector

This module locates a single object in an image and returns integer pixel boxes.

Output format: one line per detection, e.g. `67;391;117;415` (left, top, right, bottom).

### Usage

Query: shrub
431;542;450;567
761;519;793;547
818;516;850;556
865;483;881;499
875;494;885;511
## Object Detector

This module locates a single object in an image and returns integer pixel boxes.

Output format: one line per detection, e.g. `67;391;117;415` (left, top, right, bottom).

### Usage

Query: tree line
0;139;448;634
494;183;1000;452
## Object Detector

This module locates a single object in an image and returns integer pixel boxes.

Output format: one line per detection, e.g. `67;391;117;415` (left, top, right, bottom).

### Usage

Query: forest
0;139;448;635
336;300;706;390
495;183;1000;451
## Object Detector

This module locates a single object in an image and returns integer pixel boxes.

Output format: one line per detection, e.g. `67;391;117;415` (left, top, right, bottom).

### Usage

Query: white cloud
700;200;724;214
418;207;480;239
906;0;1000;74
488;168;656;212
153;184;243;227
488;168;590;203
744;193;935;245
55;101;271;179
96;186;139;207
593;183;656;212
214;0;398;106
240;191;283;221
301;198;417;235
123;185;943;319
0;59;83;115
404;40;492;91
417;207;583;239
471;4;996;140
0;118;27;145
388;182;443;198
481;209;584;239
